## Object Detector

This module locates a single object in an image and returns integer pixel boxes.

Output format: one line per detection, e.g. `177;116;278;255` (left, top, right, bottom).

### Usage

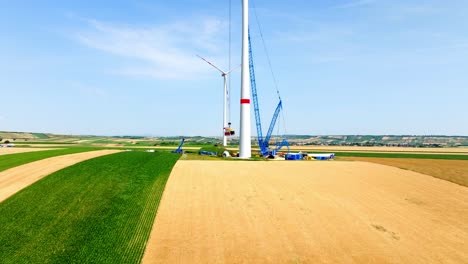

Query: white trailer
307;153;335;160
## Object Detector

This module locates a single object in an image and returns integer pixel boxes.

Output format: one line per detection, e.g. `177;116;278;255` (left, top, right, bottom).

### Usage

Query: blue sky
1;0;467;136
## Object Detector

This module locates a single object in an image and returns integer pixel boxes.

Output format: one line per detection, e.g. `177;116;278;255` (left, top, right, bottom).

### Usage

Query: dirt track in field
11;144;76;148
0;147;55;155
0;150;121;202
143;160;468;264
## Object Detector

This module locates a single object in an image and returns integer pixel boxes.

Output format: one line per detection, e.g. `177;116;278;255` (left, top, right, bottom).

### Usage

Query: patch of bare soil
143;160;468;264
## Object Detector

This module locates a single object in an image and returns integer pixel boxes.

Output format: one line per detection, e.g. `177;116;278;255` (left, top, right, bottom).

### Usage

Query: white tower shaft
223;75;227;146
239;0;251;158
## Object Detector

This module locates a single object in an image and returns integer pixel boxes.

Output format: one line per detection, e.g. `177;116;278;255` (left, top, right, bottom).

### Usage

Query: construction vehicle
171;138;185;154
248;31;290;157
199;150;218;156
285;153;335;161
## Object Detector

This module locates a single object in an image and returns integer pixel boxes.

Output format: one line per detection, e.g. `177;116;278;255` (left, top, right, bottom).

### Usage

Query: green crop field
0;147;101;172
0;151;179;263
32;133;49;139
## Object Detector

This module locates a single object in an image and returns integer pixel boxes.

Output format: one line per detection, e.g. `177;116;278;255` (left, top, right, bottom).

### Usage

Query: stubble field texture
142;160;468;264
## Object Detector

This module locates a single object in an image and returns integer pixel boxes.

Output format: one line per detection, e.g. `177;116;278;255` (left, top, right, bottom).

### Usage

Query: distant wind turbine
197;55;240;147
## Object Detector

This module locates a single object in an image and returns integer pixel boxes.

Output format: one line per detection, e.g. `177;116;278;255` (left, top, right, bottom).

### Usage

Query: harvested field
96;145;201;150
10;144;76;148
340;157;468;187
143;160;468;264
0;149;120;202
0;147;55;156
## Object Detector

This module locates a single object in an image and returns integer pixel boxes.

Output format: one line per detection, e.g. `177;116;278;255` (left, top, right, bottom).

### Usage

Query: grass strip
0;147;101;172
11;141;76;145
0;151;179;263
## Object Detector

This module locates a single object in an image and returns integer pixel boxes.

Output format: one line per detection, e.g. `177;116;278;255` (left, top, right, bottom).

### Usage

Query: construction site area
1;143;467;263
1;0;468;263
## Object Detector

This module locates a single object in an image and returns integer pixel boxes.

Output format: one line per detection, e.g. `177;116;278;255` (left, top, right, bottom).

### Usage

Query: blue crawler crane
171;138;185;154
248;31;290;157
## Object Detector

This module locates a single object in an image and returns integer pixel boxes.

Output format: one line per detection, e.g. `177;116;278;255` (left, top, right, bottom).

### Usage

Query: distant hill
0;131;49;140
284;135;468;148
1;131;467;148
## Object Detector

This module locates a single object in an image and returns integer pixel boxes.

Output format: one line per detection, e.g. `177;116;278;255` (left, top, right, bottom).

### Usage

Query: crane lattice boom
248;30;288;156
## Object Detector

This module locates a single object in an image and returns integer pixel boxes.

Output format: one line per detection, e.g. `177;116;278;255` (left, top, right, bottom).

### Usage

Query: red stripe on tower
240;99;250;104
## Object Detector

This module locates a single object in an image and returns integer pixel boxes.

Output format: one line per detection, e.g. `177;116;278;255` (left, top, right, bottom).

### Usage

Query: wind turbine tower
239;0;251;158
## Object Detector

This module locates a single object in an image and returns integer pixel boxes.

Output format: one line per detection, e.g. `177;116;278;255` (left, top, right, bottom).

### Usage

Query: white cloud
75;17;227;80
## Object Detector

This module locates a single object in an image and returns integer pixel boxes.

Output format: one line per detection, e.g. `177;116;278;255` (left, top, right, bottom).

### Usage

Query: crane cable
251;0;281;101
227;0;232;125
251;0;287;140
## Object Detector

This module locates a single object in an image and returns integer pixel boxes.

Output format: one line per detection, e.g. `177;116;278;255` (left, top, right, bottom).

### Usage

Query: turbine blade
225;64;241;75
197;55;226;74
